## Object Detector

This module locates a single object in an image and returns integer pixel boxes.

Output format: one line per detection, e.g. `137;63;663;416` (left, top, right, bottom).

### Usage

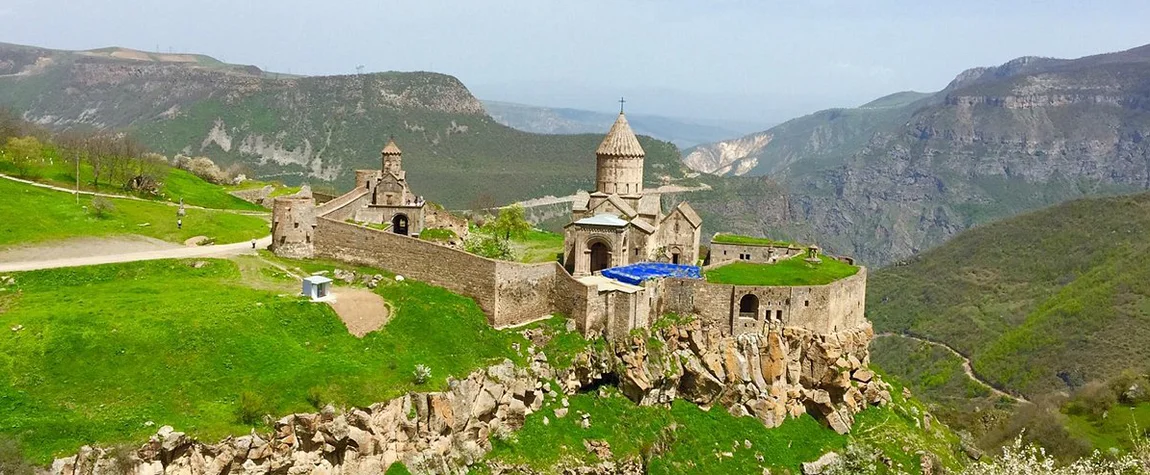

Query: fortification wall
657;268;867;336
709;243;802;265
316;189;371;222
425;207;470;240
314;218;500;320
493;262;560;328
271;196;317;259
314;217;584;328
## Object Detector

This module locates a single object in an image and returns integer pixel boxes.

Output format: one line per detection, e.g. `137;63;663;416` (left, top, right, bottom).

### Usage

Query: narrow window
804;300;810;307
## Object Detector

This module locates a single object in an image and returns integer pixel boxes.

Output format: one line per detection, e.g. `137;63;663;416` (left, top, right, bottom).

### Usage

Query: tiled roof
382;138;403;155
596;113;645;157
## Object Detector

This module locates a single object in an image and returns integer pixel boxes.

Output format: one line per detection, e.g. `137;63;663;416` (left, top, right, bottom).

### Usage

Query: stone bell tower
595;110;646;197
381;138;403;179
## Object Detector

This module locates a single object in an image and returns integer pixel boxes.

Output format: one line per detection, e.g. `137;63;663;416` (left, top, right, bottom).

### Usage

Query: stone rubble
48;359;545;475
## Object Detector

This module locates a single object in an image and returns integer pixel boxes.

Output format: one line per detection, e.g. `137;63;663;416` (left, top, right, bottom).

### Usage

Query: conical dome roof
596;113;645;157
382;138;402;155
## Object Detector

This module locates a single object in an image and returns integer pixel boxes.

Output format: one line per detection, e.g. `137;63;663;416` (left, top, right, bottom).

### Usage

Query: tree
4;136;43;177
489;204;532;240
90;196;116;218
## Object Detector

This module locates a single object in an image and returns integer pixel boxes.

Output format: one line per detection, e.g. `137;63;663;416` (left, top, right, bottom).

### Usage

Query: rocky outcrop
48;318;892;474
48;358;549;475
561;319;891;435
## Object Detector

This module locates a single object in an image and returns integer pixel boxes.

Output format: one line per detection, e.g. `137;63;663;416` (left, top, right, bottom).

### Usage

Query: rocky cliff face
686;44;1150;265
563;319;890;435
48;318;889;474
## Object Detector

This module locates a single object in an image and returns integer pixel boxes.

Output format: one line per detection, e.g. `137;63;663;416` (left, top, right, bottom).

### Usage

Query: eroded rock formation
562;318;891;434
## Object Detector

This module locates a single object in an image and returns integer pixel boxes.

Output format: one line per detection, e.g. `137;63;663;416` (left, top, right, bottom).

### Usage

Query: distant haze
3;0;1148;124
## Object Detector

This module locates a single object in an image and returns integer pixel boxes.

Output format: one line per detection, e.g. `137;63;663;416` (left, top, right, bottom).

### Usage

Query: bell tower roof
596;113;645;158
382;138;403;156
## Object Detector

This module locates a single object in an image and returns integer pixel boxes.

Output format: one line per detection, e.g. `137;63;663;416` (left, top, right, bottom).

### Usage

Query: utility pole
74;150;80;204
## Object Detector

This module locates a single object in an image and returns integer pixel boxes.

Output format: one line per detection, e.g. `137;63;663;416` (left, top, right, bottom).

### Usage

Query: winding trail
0;236;272;273
875;332;1031;404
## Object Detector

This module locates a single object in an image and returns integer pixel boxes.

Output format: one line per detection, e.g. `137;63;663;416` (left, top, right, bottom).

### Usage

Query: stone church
351;138;426;235
563;112;702;276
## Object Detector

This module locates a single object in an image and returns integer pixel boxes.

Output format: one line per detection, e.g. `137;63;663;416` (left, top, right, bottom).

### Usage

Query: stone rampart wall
314;217;587;328
657;268;867;336
316;189;370;221
709;243;802;265
425;207;470;240
315;218;500;320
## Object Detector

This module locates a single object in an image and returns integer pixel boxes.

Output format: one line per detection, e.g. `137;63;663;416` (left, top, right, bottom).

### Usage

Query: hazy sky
4;0;1148;124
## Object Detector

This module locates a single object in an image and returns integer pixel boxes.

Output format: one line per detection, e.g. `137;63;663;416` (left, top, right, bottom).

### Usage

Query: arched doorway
589;241;611;273
738;294;759;319
392;214;409;235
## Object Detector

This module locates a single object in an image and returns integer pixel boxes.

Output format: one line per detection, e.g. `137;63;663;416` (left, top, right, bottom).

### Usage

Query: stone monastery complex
270;111;867;341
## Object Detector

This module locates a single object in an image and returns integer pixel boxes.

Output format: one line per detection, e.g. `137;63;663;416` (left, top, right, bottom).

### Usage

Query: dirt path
0;235;180;263
327;288;391;337
0;236;272;272
876;332;1030;404
0;173;269;216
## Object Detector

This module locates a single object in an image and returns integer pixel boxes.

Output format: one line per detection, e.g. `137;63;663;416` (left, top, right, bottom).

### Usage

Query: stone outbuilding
563;111;702;276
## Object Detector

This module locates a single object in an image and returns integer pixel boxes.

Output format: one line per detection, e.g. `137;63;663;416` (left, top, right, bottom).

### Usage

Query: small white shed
302;275;333;301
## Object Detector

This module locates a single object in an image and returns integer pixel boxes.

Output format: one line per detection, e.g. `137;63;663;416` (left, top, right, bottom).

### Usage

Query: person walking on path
251;239;257;249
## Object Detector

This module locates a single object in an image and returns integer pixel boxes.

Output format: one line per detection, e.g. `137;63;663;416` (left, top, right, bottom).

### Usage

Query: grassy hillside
868;191;1150;397
0;258;531;462
482;378;963;474
0;42;688;209
0;178;267;247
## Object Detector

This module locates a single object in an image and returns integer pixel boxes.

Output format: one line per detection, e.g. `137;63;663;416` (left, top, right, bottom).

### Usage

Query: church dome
596;113;645;157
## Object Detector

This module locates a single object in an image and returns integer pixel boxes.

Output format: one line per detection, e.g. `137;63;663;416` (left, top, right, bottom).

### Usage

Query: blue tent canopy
600;262;702;285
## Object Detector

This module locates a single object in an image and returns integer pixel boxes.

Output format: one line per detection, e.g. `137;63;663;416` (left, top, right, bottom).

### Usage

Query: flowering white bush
413;364;432;385
960;434;1149;475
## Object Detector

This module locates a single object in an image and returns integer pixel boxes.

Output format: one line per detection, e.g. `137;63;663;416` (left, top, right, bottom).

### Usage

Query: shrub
236;390;266;425
465;235;515;260
174;155;227;184
90;196;116;218
1066;381;1118;420
413;364;431;385
0;437;33;475
306;386;326;409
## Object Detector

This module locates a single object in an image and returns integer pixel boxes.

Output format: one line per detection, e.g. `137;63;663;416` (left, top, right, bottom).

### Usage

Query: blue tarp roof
600;262;702;285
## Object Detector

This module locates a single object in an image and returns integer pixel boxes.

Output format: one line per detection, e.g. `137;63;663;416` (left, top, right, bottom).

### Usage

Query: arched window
738;294;759;319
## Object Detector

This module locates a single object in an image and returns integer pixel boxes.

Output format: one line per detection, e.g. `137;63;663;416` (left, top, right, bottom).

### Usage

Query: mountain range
482;100;756;148
680;44;1150;265
0;42;688;209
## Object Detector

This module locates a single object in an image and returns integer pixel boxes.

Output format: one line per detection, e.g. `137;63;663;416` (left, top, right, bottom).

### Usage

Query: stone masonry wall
314;217;584;328
315;218;500;320
657;268;868;336
709;243;802;265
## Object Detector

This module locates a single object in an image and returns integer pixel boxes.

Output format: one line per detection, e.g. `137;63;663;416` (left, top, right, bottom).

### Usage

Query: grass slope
0;258;530;462
868;191;1150;397
0;150;264;211
705;258;859;286
484;383;962;474
0;178;267;246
